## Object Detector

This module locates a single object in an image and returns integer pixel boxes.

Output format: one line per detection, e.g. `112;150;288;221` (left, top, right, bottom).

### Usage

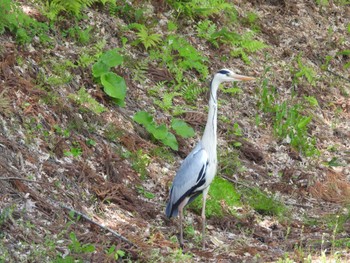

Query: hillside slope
0;0;350;262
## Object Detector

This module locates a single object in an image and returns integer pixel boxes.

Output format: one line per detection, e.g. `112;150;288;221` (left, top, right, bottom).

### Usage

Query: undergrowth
189;177;240;218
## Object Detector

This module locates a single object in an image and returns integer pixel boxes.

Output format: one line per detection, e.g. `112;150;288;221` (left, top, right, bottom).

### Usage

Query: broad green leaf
152;124;168;140
171;119;195;138
162;132;178;151
100;49;123;68
133;111;154;128
100;72;127;101
92;61;109;77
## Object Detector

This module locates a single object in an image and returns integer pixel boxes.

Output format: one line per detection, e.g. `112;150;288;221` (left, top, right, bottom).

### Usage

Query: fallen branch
0;177;46;184
59;203;137;248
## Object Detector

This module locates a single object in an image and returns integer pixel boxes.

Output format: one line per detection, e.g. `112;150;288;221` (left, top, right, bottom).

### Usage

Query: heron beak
231;73;255;82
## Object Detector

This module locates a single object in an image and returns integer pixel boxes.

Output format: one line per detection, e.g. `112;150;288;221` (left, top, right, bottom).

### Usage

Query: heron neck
202;78;220;153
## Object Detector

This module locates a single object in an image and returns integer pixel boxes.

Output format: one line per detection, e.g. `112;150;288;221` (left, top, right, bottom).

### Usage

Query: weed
171;118;195;138
304;95;319;107
242;12;260;31
129;23;162;50
124;149;151;179
241;187;287;217
0;0;50;44
168;0;233;18
92;48;127;106
134;111;195;150
189;177;240;218
136;186;156;199
106;245;126;261
196;22;267;64
0;206;14;227
64;25;92;45
293;55;317;86
257;77;319;157
68;232;95;253
41;0;113;21
68;87;106;114
64;142;83;158
133;111;178;150
184;225;201;245
150;35;209;80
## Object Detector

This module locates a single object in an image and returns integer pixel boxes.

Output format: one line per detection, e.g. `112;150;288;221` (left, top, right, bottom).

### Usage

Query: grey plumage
165;69;255;249
165;142;208;218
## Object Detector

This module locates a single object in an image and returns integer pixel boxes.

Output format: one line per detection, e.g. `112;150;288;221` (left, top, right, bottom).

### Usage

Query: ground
0;0;350;262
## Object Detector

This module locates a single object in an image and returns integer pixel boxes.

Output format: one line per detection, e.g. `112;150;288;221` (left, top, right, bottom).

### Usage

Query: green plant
106;245;126;260
64;142;83;157
65;25;92;45
122;149;151;179
41;0;113;21
133;111;178;150
171;118;195;138
258;77;319;157
150;35;209;81
196;23;267;64
68;232;95;253
0;0;50;44
189;177;240;218
0;206;14;226
68;87;106;114
136;186;156;199
92;49;127;106
167;0;234;18
133;111;195;150
129;23;162;50
241;187;287;217
293;55;317;86
274;102;319;157
304;95;319;107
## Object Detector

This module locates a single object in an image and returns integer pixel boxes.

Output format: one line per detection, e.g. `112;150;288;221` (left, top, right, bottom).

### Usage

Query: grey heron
165;69;255;249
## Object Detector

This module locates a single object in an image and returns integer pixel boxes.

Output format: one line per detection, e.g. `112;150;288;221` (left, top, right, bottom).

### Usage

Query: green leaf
162;132;178;151
304;96;318;107
151;124;168;140
171;119;195;138
297;116;312;129
92;61;109;77
99;49;123;67
133;111;154;128
82;244;95;253
100;72;127;101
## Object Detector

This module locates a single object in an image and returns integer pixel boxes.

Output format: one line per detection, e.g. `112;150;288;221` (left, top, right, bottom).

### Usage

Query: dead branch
0;177;46;184
59;203;137;248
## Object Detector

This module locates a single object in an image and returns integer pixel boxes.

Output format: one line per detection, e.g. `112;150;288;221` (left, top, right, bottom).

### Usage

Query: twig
0;177;46;184
59;203;137;248
326;69;350;83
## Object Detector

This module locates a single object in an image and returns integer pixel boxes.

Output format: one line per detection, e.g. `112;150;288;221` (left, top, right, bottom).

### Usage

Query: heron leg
202;187;209;249
178;197;189;249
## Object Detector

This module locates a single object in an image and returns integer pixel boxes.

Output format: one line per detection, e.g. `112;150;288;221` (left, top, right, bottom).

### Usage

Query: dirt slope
0;0;350;262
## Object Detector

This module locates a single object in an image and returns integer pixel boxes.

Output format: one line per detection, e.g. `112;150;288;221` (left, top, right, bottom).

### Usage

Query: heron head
215;69;255;83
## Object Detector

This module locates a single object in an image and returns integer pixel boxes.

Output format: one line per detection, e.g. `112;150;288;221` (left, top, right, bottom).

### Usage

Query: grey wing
165;143;209;218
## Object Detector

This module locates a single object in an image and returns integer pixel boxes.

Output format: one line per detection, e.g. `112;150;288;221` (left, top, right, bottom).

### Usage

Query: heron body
165;69;255;249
